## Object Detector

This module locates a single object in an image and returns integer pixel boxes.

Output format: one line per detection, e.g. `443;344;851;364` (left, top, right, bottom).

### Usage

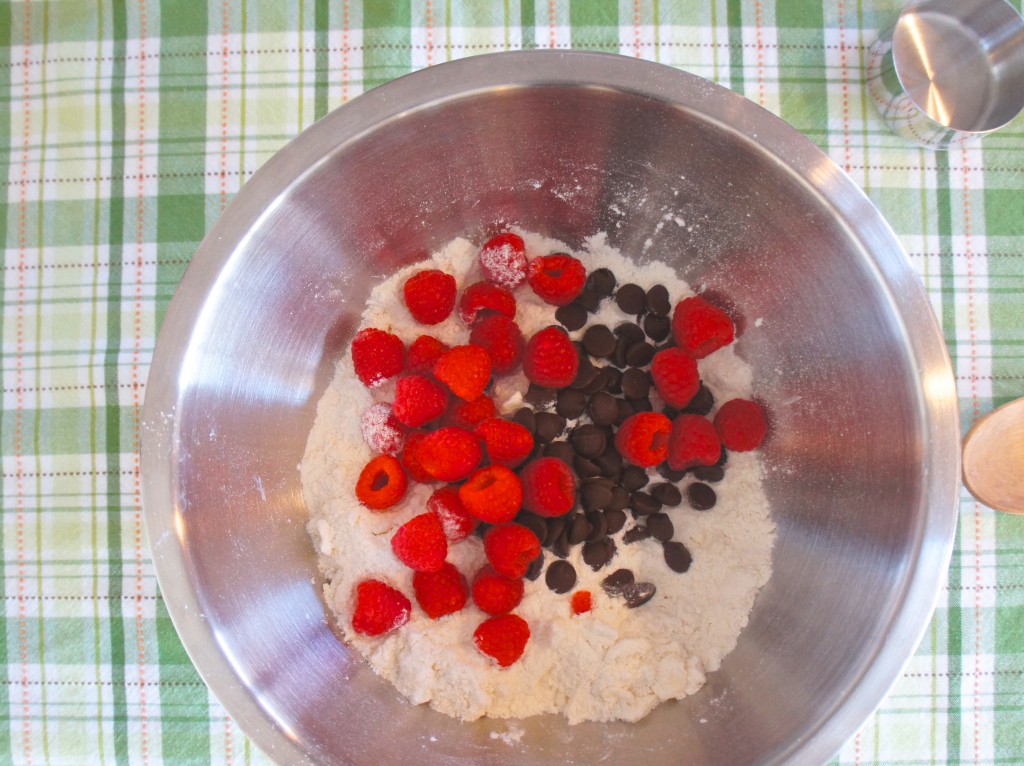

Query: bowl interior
143;54;958;766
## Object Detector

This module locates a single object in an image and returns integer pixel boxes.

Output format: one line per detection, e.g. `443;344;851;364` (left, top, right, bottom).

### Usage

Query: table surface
2;1;1023;764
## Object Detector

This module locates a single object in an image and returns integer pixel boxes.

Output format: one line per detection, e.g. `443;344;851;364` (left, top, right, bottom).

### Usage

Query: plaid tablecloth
2;1;1022;764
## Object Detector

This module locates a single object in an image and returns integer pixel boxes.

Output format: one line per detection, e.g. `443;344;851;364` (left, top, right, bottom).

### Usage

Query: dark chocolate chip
620;465;649;492
604;367;623;395
646;284;671;316
543;440;575;465
552;526;572;558
663;541;693;573
570;423;607;458
603;507;628;533
580;367;610;395
594;446;623;480
643;314;671;342
586;267;616;296
646;513;674;542
534;412;566;443
606;486;630;512
657;463;690;482
716;448;729;467
574;454;604;478
568;513;592;545
661;406;681;420
682;383;714;415
543;515;569;548
601;568;635;596
615;398;635;425
693;464;725;483
610;335;629;368
615;283;647;315
581;480;614;512
627;396;653;413
613;322;645;345
513;407;536;433
588;391;620;427
623;581;657;608
630;491;662;516
687;482;717;511
576;287;602;313
622;525;652;544
582;537;617;570
626;341;656;367
582;325;616;359
545;559;577;593
555;302;588;331
585;511;608;542
526;384;557;407
556;388;587;419
525;552;545;581
649;482;683;507
621;368;651;400
516;512;549;545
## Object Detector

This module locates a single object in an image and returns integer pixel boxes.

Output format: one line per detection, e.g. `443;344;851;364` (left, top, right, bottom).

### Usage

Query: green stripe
726;0;744;93
0;0;12;757
520;0;535;49
362;0;412;90
314;0;329;119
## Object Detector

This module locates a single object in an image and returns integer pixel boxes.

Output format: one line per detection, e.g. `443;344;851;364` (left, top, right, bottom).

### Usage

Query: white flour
301;231;775;724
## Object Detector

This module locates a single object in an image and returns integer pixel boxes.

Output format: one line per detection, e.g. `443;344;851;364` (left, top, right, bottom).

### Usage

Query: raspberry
412;562;469;619
355;454;408;510
714;398;767;451
615;412;672;467
351;579;411;637
475;417;534;468
571;590;593;615
671;295;735;359
407;334;448;374
522;326;579;388
400;430;433;483
417;426;483;482
484;523;541;578
472;566;525;616
360;403;407;455
650;348;700;408
446;394;497;430
402;269;457;325
390;512;448;573
351;328;405;387
667;413;722;471
519;457;577;516
473;613;530;667
459;465;523;524
392;375;447;428
527;253;586;306
478;232;528;289
427;486;477;542
458;281;517;326
469;314;524;375
433;344;492;401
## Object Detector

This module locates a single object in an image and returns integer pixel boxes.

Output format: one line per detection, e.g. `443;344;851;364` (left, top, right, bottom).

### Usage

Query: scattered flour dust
301;230;775;725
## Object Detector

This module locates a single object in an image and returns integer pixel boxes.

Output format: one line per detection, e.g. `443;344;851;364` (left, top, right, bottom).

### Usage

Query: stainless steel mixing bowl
141;51;960;766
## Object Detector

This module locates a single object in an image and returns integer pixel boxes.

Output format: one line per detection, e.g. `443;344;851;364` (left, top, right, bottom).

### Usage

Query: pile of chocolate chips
501;267;730;608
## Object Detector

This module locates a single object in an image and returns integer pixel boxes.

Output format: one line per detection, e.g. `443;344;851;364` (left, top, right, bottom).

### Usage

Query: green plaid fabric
1;0;1022;763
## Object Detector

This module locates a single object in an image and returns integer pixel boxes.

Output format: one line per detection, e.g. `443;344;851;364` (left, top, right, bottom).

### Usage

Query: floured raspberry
355;454;408;510
351;328;405;387
472;566;525;616
351;579;411;636
484;523;541;578
667;414;721;471
413;562;469;619
433;345;492;401
427;486;477;542
403;269;457;325
469;314;524;375
360;403;407;455
714;398;767;451
407;334;448;374
474;613;530;667
459;465;523;524
478;232;528;289
458;281;517;326
417;426;483;482
391;512;448;573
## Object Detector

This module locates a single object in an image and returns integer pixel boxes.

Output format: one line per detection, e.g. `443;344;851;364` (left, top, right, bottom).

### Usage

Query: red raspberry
571;590;593;615
392;375;447;428
519;457;576;517
400;430;433;483
650;348;700;408
475;417;534;468
471;565;525;616
360;403;407;455
446;394;497;430
615;412;672;467
667;414;722;471
714;398;768;451
390;512;448;573
351;579;411;637
412;562;468;619
484;523;541;579
458;465;523;523
355;454;408;510
402;269;457;325
433;345;492;402
523;326;579;388
407;334;448;374
469;314;524;375
417;426;483;482
474;613;530;667
478;232;528;289
458;281;517;326
427;486;477;542
351;328;405;388
527;253;586;306
671;296;735;359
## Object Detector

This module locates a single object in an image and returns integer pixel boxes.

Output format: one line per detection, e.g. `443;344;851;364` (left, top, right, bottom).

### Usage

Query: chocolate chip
571;424;607;458
534;412;566;443
610;335;629;368
556;388;587;419
687;482;717;510
644;314;671;342
582;325;616;358
580;367;610;395
574;454;604;478
650;482;683;507
623;581;657;608
682;383;714;415
622;525;651;544
620;465;649;491
621;368;650;400
626;341;656;367
513;407;536;433
586;268;616;296
601;568;635;596
594;446;623;480
606;485;630;512
604;508;628;534
716;448;729;467
615;398;635;425
646;284;671;316
552;526;572;558
613;322;645;345
630;491;662;516
543;515;569;547
693;464;725;483
581;480;614;512
543;440;575;464
582;537;617;570
585;511;608;542
627;397;653;413
568;513;592;545
661;406;681;420
646;513;674;542
657;463;690;482
615;283;647;315
525;552;545;581
604;367;623;395
555;302;588;331
663;541;693;573
576;288;602;313
526;384;557;407
569;355;599;391
545;560;577;593
588;391;620;427
516;512;549;544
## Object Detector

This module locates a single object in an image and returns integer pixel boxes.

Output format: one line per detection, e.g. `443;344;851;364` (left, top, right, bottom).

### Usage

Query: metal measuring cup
867;0;1024;149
